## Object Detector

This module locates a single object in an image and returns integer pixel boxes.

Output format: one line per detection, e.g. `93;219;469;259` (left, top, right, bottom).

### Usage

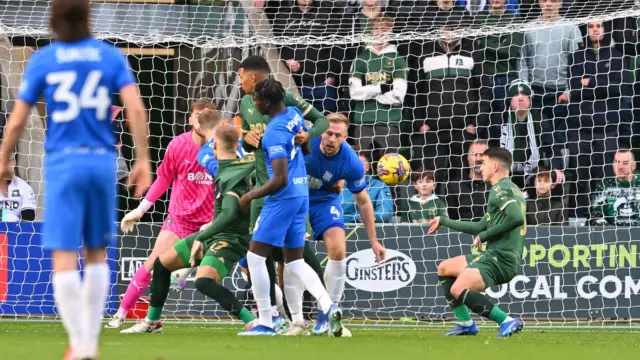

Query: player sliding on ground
428;147;525;338
291;113;386;336
237;79;343;337
0;0;153;358
121;124;257;333
238;55;330;329
107;100;218;329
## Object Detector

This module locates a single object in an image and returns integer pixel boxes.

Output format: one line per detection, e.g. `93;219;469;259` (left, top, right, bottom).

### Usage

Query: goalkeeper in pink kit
107;100;217;328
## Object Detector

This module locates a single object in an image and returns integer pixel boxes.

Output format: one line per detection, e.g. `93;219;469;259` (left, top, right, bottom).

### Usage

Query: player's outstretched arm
0;100;30;194
476;202;525;243
354;190;386;262
120;84;152;198
196;193;241;241
239;157;288;210
429;216;488;236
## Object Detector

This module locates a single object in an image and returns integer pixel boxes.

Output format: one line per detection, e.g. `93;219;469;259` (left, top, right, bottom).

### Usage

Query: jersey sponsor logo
268;145;285;157
345;249;416;292
187;171;214;185
292;177;307;185
322;171;333;183
11;190;20;197
307;176;324;190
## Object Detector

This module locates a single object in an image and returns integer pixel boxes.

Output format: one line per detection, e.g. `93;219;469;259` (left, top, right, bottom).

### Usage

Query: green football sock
438;275;472;323
195;277;255;324
459;289;508;324
147;258;172;322
488;306;509;325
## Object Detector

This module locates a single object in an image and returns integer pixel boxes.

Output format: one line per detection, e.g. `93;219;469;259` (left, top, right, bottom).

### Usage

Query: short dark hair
254;79;284;108
358;151;372;164
191;99;216;113
50;0;91;43
616;148;636;161
483;147;512;170
198;108;222;130
411;169;435;183
215;125;240;153
534;165;555;182
239;56;270;74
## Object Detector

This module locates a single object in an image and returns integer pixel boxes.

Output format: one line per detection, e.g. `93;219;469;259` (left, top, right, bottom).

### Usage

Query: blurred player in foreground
0;0;152;358
428;147;525;337
121;125;257;333
107;100;217;329
288;113;386;336
237;79;343;336
238;55;329;328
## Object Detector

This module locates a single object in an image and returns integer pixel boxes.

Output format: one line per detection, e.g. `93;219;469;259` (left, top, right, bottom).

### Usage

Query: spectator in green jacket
400;169;447;224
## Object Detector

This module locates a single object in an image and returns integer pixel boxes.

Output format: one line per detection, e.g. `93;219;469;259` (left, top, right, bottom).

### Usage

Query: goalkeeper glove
121;208;144;233
380;83;394;94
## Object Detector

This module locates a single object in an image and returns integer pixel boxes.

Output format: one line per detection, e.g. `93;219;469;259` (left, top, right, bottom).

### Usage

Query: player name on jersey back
262;107;309;201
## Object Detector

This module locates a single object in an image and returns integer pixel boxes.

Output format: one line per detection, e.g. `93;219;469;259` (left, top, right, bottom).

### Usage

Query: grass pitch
2;322;640;360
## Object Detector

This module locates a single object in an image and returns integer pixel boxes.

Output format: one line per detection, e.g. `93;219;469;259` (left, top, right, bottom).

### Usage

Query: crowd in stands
256;0;640;227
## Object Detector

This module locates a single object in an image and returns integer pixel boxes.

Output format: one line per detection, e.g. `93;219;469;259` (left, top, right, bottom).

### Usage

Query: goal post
1;0;640;328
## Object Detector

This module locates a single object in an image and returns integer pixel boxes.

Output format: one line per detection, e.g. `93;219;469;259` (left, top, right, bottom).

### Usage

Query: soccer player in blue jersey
236;79;343;337
296;113;386;336
0;1;152;358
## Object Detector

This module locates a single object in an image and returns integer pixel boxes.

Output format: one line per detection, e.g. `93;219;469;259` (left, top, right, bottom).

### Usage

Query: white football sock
172;267;193;283
53;271;84;356
246;252;273;328
285;259;332;314
501;316;515;325
283;266;305;324
324;259;346;305
82;263;110;357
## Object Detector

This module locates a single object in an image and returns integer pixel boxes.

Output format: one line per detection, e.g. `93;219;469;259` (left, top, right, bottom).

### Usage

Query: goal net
1;0;640;328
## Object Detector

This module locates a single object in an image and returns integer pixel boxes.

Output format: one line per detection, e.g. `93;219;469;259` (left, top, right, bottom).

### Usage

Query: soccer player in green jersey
121;124;258;334
428;147;525;338
238;55;329;328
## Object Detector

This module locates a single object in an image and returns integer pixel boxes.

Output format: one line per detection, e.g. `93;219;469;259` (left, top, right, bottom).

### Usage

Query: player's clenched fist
371;241;386;263
427;216;441;234
244;130;261;148
120;208;144;233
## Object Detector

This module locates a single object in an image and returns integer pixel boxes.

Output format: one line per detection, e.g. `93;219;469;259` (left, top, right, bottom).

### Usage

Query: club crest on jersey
11;189;20;197
323;171;333;182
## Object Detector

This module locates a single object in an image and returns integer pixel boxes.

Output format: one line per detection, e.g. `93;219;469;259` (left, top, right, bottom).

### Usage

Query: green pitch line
3;322;640;360
320;224;361;266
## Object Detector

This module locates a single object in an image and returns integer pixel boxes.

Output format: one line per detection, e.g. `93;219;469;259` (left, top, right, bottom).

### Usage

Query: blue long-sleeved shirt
341;175;394;223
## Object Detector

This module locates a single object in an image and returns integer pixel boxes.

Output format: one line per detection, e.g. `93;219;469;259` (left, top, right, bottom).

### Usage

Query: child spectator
342;151;394;223
526;166;567;225
400;170;446;223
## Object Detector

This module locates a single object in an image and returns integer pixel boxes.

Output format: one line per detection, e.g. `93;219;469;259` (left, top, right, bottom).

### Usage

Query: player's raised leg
437;255;477;336
450;261;522;338
108;229;180;328
193;251;257;329
120;241;189;334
